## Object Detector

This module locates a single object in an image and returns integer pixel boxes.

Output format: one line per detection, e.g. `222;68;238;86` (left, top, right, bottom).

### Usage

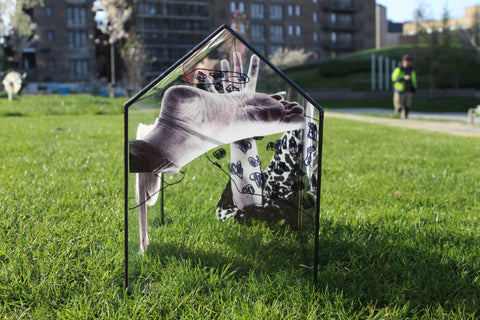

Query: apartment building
26;0;375;86
135;0;375;76
375;4;403;48
402;5;480;37
133;0;212;78
31;0;96;86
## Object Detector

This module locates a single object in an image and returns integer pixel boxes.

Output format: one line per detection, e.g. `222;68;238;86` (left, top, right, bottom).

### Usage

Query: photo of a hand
130;53;304;174
131;52;307;251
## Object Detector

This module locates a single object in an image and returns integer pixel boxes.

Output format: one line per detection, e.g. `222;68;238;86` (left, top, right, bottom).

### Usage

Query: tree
413;2;443;98
120;28;147;96
461;6;480;53
3;0;43;70
0;0;13;70
92;0;131;97
0;0;15;41
437;6;464;89
268;48;314;70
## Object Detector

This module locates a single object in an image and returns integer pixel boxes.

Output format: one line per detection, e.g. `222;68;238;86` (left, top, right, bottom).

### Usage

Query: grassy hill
286;45;480;92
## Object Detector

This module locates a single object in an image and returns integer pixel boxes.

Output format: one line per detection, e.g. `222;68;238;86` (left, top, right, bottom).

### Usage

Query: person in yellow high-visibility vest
392;54;417;119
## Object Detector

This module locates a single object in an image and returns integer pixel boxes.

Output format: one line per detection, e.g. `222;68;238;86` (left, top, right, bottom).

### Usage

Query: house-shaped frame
124;25;324;289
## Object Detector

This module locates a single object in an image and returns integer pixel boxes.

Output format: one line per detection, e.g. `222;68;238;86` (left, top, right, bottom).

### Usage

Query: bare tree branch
92;0;131;44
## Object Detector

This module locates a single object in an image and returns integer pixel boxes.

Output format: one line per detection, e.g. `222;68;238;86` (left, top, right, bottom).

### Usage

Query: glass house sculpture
124;25;324;288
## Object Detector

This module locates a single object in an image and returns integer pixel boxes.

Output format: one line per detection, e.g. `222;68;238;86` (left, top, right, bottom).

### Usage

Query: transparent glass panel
125;26;323;287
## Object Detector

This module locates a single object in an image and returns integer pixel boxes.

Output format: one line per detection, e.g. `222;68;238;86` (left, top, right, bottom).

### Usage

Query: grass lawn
1;95;479;318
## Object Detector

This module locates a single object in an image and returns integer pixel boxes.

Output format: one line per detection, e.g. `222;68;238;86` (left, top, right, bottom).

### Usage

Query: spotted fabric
215;125;318;227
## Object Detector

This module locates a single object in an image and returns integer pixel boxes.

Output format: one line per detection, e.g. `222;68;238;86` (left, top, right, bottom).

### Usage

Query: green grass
286;44;480;92
1;96;480;318
0;94;124;117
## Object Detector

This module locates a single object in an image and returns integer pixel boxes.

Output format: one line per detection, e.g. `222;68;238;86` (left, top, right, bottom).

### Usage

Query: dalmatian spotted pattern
263;130;304;201
215;123;318;227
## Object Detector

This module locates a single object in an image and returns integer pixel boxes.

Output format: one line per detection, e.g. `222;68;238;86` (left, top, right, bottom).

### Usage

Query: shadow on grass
144;241;255;276
1;112;24;117
142;222;314;280
132;217;479;314
316;220;480;313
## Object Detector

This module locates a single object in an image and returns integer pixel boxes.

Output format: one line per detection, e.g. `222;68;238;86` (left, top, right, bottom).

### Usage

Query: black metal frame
124;24;324;289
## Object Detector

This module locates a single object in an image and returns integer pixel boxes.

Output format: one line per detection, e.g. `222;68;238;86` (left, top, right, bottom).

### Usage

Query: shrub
317;60;370;77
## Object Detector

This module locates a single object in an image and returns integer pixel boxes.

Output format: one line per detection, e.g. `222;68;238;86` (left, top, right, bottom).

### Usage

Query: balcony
136;13;210;20
321;1;362;12
322;21;362;31
135;3;210;19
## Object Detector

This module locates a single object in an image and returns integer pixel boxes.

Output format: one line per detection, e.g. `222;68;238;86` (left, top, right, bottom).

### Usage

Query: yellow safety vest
392;67;417;92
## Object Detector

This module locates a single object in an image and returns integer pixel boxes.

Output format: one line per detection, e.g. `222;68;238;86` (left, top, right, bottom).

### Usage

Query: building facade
133;0;212;78
31;0;96;86
212;0;377;58
27;0;375;87
135;0;376;77
402;5;480;37
375;4;403;48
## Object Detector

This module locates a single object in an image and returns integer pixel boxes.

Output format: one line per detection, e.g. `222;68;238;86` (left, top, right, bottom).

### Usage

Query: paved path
326;108;480;138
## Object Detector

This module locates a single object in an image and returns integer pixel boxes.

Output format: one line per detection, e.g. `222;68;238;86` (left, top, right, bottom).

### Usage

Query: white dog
2;71;26;101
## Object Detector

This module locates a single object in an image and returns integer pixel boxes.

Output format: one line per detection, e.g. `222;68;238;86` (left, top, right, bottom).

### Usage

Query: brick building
134;0;376;77
30;0;96;87
26;0;375;87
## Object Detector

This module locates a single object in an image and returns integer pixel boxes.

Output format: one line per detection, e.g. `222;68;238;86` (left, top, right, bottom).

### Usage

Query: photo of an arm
129;54;304;175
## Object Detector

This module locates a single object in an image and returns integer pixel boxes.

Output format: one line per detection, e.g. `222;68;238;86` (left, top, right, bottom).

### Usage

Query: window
45;6;53;17
295;5;301;16
68;31;88;49
239;23;246;34
69;59;88;78
338;14;352;24
295;25;301;36
46;30;55;41
148;3;156;14
251;3;265;19
288;25;294;36
251;23;265;41
287;5;293;16
67;6;87;27
313;31;318;42
339;33;352;42
270;24;283;41
230;1;245;13
139;3;156;14
313;12;318;22
270;4;283;20
47;59;56;71
238;2;245;13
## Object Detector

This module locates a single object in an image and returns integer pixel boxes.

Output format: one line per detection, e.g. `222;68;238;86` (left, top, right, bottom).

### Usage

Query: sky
377;0;480;22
